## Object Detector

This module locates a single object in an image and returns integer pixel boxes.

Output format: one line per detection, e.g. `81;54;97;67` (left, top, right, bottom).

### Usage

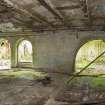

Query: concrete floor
0;69;105;105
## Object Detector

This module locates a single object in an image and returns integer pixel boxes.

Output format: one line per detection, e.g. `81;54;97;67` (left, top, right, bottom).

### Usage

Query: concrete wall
0;31;105;74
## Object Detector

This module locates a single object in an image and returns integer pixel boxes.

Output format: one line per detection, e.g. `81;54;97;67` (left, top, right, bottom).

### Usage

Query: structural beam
14;8;44;24
5;0;54;27
12;17;33;27
80;0;92;24
23;7;53;27
38;0;64;21
56;5;81;10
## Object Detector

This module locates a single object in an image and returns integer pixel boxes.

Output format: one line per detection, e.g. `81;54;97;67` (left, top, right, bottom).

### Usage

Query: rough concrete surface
0;71;104;105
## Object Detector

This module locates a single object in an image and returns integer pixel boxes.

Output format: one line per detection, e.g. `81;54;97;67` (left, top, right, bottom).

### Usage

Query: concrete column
10;38;18;68
31;37;36;68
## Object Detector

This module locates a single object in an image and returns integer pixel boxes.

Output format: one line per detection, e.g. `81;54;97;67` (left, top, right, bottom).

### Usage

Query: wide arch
74;39;105;74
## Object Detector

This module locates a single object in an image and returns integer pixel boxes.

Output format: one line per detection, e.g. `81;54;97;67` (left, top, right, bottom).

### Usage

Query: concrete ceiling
0;0;105;32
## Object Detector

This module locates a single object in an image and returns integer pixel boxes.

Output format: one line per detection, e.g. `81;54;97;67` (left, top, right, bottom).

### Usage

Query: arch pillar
9;38;18;68
32;39;36;68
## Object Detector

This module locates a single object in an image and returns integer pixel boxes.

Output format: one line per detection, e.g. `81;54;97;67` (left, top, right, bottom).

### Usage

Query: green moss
67;75;105;89
0;70;47;80
91;77;105;89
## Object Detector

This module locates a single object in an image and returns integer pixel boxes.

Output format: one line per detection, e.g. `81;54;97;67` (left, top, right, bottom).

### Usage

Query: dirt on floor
0;70;105;105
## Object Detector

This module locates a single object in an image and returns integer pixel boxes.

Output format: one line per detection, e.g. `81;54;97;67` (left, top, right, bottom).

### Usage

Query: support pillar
10;39;18;68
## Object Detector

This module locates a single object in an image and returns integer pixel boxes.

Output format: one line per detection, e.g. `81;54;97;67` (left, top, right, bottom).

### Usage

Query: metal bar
66;51;105;84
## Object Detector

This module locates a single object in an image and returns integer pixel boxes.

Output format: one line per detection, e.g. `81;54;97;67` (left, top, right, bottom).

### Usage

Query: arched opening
0;39;11;69
75;40;105;75
18;40;32;63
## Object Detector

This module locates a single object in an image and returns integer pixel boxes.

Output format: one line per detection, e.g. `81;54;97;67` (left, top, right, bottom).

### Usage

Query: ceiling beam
80;0;92;25
22;7;53;26
16;1;54;27
11;17;36;30
56;5;81;10
85;0;93;24
13;8;43;23
38;0;64;21
5;0;54;27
